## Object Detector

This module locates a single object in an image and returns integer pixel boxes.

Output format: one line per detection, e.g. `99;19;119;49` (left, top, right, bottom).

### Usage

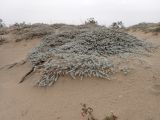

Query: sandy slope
0;32;160;120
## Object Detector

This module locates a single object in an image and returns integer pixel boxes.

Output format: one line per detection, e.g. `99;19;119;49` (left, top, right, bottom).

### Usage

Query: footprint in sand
151;84;160;94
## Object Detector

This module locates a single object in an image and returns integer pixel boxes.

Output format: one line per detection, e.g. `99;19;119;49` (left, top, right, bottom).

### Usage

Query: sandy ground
0;32;160;120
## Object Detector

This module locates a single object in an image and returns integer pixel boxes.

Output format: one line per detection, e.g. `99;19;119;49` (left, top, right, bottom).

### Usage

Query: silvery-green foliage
28;26;152;86
37;55;113;86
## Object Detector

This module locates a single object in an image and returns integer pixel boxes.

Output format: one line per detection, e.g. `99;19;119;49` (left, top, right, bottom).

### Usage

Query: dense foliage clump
28;26;152;86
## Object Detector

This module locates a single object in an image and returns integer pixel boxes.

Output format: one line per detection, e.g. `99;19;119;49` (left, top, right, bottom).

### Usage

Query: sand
0;31;160;120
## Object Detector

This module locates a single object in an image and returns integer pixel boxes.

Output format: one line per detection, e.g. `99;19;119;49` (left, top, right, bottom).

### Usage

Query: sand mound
127;22;160;34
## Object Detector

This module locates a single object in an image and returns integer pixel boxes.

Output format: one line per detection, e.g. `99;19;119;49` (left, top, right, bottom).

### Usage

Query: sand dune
0;31;160;120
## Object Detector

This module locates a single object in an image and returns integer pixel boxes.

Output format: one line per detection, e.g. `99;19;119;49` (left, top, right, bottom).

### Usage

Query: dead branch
19;67;35;83
80;103;118;120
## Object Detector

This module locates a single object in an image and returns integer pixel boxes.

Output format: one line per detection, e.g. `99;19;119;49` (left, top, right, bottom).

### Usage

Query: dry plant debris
0;60;26;70
80;103;118;120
